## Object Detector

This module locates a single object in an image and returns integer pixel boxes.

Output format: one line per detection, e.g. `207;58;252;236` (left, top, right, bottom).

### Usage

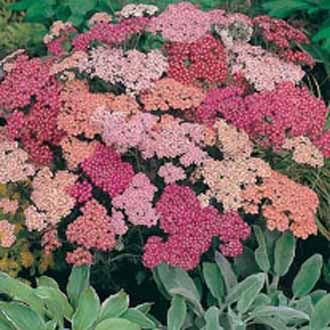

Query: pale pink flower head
0;220;16;248
24;206;48;232
66;248;93;266
0;199;18;214
111;209;128;235
0;140;35;183
158;163;186;184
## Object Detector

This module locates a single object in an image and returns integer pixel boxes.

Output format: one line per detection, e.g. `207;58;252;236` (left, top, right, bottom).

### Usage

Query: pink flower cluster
0;55;50;110
0;199;19;214
0;140;35;183
66;180;93;203
29;168;77;226
73;17;149;50
112;173;159;227
158;163;186;184
78;47;167;94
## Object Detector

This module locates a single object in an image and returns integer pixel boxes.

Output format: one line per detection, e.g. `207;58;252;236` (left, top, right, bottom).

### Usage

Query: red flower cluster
81;144;134;198
166;35;227;87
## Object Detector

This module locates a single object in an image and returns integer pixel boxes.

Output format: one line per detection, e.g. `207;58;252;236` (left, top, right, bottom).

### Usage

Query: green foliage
0;266;161;330
0;0;46;58
154;229;329;329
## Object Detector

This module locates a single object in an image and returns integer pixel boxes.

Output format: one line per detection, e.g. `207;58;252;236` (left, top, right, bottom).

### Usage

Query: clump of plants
0;1;330;328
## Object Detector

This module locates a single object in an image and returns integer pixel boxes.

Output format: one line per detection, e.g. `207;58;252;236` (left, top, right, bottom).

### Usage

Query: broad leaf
167;295;186;330
0;272;44;316
95;318;140;330
227;273;265;306
99;290;129;322
252;316;289;330
34;286;73;321
72;287;100;330
202;262;224;301
0;302;46;330
215;251;237;292
67;266;90;309
121;308;156;329
169;288;204;317
134;303;153;315
292;254;323;297
0;318;15;330
263;0;311;18
253;226;270;272
46;320;57;330
37;276;60;290
204;306;223;330
310;294;330;329
68;0;97;14
251;306;310;323
237;273;266;313
156;264;200;301
274;231;296;276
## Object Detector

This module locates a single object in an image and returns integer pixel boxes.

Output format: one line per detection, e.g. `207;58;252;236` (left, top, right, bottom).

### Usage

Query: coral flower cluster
0;2;328;271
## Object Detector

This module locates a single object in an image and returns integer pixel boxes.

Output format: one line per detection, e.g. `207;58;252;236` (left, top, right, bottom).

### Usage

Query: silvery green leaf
274;231;296;276
253;226;270;272
292;255;323;297
202;262;225;301
227;273;265;306
237;273;266;314
215;252;237;292
167;295;186;330
204;307;222;330
310;294;330;329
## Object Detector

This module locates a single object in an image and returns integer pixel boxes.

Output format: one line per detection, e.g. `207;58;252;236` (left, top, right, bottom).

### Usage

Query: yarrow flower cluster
0;2;328;271
143;184;250;270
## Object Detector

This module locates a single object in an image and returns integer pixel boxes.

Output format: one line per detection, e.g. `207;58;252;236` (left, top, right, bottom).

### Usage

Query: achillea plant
0;1;329;276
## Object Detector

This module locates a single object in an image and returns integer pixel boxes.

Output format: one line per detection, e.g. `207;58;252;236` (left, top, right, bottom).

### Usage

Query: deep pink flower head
313;131;330;158
81;144;134;198
143;184;250;270
196;86;245;126
73;17;149;50
198;83;327;152
254;15;314;67
66;180;93;203
0;55;50;110
166;34;227;88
